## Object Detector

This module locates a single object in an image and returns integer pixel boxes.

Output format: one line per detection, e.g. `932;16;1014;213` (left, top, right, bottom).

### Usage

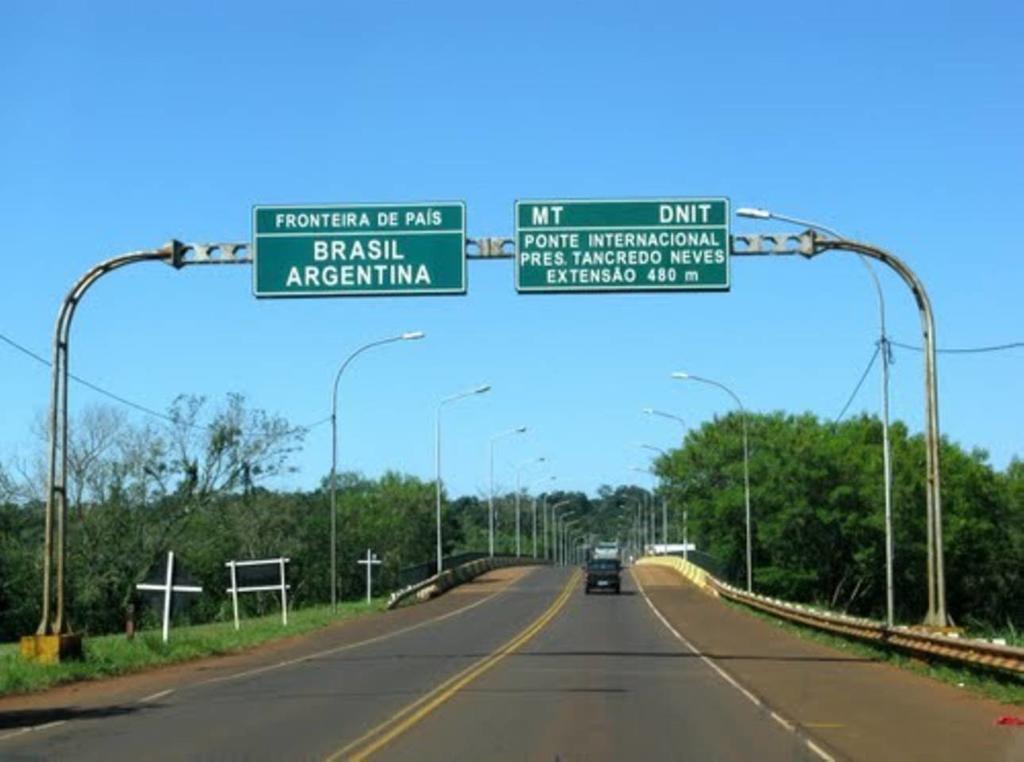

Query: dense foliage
1;400;1020;642
653;412;1024;629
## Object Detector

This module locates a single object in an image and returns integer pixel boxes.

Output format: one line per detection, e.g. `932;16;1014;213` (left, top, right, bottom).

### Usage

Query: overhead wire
1;331;327;434
889;338;1023;354
834;344;880;424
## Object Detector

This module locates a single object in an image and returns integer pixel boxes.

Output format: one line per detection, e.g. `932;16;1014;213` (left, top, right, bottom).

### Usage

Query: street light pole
330;331;424;611
436;384;491;574
672;372;753;592
631;465;660;553
643;408;686;441
563;520;580;566
489;427;527;557
529;476;555;558
641;445;671;548
550;500;571;563
514;457;546;557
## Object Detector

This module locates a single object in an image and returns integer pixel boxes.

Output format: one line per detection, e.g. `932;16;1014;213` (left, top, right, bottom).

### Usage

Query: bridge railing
388;555;546;610
637;556;1024;677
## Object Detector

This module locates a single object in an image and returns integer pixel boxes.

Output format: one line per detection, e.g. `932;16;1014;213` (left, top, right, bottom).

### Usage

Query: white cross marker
357;549;382;605
135;551;203;643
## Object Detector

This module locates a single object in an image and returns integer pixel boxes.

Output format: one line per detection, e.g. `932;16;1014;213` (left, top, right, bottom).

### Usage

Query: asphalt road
1;565;821;761
369;568;815;762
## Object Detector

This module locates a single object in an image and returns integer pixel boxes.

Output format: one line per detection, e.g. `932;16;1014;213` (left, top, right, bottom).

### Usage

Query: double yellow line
329;569;580;761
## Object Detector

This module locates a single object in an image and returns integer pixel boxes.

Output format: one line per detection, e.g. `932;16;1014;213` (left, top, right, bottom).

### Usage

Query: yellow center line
327;569;580;762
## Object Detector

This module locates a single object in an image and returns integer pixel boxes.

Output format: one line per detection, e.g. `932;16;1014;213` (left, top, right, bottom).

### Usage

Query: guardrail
387;556;545;610
637;556;1024;677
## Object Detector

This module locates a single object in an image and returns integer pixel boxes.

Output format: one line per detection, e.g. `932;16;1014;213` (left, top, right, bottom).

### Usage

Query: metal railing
638;556;1024;676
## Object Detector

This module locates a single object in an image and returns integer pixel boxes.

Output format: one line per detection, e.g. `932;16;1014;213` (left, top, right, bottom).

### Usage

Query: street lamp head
671;372;690;380
400;331;426;340
642;407;655;415
736;207;772;220
475;384;492;394
516;426;528;433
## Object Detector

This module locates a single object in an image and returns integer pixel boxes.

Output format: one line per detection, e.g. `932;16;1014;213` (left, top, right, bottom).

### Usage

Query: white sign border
252;200;468;298
514;196;731;294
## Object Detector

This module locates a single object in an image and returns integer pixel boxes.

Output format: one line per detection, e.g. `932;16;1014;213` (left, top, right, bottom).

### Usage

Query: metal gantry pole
36;242;249;637
732;227;948;625
746;210;896;628
810;234;947;625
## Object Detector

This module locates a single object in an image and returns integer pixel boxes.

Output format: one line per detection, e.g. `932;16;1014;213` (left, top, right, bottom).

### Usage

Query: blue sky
1;1;1021;499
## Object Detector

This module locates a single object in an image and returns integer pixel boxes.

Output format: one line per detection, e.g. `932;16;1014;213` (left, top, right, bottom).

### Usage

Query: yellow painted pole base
19;633;83;664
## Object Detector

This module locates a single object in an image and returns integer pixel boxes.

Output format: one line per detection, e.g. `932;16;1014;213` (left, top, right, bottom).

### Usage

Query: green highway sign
515;198;730;293
252;202;466;297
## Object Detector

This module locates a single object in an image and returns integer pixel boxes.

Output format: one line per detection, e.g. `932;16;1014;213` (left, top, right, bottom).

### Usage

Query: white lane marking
632;570;835;762
0;720;67;742
139;688;174;703
194;567;540;689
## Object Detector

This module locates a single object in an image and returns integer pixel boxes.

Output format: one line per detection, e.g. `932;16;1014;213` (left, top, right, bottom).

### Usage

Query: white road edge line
0;720;67;742
139;688;175;703
0;727;33;742
632;569;835;762
34;720;66;731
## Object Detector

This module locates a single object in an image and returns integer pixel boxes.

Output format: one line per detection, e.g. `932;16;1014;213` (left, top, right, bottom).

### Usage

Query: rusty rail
637;556;1024;676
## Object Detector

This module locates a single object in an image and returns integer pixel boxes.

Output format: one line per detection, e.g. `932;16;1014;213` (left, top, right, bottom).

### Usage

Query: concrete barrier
635;555;715;593
387;556;544;610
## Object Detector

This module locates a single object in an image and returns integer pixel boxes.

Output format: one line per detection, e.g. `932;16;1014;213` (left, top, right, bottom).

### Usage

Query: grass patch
723;598;1024;706
0;598;385;698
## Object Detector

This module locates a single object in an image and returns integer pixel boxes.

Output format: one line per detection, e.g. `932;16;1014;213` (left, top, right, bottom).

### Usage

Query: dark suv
585;558;621;594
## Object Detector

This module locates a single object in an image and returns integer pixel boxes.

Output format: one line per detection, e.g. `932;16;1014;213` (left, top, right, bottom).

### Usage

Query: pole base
20;633;83;664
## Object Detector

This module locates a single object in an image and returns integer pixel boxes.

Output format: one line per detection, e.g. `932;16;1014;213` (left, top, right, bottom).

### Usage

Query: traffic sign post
253;202;467;297
515;198;730;293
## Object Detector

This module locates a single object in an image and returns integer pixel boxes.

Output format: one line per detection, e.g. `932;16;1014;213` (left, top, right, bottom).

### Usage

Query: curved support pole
809;233;946;627
39;248;175;634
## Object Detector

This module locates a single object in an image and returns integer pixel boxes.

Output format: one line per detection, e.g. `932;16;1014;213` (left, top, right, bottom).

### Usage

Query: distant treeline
1;397;1020;642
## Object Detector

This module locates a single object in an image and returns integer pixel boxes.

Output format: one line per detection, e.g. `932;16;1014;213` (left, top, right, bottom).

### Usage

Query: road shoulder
633;565;1024;761
0;565;538;722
